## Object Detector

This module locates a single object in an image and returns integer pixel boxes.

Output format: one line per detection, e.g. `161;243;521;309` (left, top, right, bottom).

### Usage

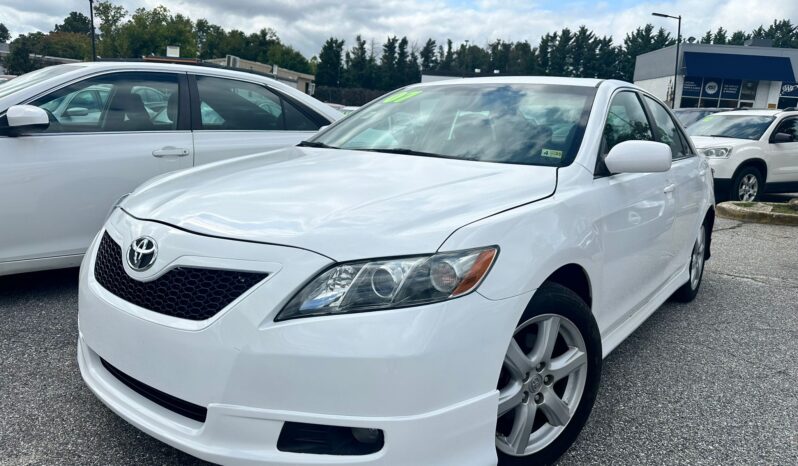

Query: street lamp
652;12;682;108
88;0;97;61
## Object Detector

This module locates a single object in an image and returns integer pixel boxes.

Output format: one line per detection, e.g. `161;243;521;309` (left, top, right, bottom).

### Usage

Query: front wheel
496;283;602;466
731;166;763;201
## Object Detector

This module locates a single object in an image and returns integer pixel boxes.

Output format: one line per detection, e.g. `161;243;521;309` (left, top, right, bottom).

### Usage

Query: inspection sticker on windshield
383;90;422;103
541;149;563;159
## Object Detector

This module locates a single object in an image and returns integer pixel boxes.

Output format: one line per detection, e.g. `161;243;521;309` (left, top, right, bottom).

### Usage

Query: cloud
1;0;797;57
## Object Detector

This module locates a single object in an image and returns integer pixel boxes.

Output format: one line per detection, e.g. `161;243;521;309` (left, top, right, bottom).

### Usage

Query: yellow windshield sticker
383;90;422;103
541;149;563;159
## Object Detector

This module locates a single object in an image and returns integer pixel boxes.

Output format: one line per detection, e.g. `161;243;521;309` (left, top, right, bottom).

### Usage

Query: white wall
634;76;673;102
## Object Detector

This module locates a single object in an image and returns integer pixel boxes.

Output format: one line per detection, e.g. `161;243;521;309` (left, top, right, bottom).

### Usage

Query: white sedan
0;62;341;276
78;77;714;465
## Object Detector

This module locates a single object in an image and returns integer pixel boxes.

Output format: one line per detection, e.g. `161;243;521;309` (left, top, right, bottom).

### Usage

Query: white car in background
78;77;714;465
0;62;341;276
687;109;798;201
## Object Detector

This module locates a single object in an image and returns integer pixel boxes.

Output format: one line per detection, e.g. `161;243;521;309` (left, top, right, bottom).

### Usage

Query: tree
54;12;92;36
729;30;749;45
94;1;127;58
268;43;311;74
0;23;10;43
763;19;798;48
38;32;91;60
380;36;398;89
419;38;437;71
196;19;226;59
619;24;674;81
712;27;728;44
316;37;344;87
3;33;44;74
700;30;713;44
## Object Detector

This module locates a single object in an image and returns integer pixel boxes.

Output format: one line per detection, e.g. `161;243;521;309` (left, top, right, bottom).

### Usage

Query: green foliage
4;33;45;74
54;12;92;36
316;37;345;87
0;22;12;43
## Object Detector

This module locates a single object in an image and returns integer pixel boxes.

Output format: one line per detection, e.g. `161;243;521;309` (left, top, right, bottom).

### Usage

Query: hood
124;147;557;261
690;135;756;149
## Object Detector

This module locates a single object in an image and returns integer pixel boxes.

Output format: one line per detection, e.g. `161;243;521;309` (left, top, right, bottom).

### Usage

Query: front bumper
77;211;531;465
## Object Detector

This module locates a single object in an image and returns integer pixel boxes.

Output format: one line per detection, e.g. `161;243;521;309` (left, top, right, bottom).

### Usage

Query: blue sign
781;82;798;97
682;77;702;97
702;78;722;97
721;79;741;99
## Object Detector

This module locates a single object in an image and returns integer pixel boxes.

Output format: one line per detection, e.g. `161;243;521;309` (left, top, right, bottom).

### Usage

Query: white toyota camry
78;77;715;465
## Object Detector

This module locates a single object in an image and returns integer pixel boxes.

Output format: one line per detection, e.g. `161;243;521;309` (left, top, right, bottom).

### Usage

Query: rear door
765;116;798;188
190;74;325;165
0;71;192;263
592;91;676;331
642;94;707;277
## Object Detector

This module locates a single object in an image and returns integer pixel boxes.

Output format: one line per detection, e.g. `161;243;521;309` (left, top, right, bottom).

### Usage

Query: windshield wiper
297;140;340;149
707;134;735;138
355;147;468;160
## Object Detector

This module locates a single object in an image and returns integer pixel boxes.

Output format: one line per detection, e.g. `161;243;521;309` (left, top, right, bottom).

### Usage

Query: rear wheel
496;283;601;466
672;223;707;303
731;166;763;201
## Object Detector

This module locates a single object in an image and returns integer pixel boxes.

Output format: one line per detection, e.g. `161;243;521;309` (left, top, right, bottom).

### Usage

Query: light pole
652;12;681;108
89;0;97;61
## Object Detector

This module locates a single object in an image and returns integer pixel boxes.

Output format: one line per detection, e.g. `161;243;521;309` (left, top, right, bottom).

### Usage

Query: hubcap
496;314;588;457
690;225;706;290
738;174;758;201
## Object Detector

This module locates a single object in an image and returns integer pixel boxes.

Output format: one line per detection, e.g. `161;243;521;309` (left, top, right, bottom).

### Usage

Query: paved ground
1;218;796;465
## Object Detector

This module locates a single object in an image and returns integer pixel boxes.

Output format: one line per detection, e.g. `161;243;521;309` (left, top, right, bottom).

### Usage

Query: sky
2;0;797;57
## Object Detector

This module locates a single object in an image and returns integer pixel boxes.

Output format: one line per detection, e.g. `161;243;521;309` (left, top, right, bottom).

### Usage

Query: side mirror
772;132;794;143
63;106;89;117
605;140;672;174
2;105;50;136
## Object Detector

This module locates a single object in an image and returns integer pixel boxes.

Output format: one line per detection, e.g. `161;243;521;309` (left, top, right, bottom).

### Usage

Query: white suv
687;109;798;201
0;62;341;276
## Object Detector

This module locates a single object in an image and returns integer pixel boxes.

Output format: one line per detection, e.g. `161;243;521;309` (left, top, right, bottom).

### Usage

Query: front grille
94;232;268;320
101;358;207;423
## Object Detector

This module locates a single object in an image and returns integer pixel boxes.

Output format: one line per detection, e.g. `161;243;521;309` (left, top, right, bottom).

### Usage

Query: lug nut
536;362;545;372
522;391;530;403
534;393;543;404
544;375;553;385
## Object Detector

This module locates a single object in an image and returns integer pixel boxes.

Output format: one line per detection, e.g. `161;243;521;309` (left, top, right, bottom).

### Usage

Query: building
634;39;798;109
204;55;316;95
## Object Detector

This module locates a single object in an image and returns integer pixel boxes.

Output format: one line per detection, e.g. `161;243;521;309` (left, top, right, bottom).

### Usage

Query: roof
411;76;607;88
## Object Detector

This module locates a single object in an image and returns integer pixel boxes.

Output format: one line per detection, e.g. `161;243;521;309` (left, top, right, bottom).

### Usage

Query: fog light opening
351;427;382;444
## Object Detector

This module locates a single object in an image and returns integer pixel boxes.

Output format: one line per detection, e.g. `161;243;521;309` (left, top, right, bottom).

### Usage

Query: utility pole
89;0;97;61
652;12;682;108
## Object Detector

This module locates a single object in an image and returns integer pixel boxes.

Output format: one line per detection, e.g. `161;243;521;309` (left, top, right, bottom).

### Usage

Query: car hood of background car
123;147;557;261
690;136;756;148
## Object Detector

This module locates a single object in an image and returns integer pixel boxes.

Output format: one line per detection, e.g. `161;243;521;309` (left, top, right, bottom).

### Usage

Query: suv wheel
496;283;601;466
731;166;763;201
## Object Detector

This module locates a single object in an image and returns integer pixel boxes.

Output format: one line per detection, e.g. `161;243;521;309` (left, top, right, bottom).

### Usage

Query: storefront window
680;76;757;109
778;82;798;109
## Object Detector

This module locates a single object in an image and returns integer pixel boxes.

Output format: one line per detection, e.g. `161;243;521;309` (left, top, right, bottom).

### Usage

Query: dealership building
634;39;798;109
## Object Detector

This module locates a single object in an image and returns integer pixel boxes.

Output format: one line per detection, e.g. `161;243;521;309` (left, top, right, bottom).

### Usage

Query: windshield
675;110;714;127
0;65;83;100
687;114;775;140
311;84;596;167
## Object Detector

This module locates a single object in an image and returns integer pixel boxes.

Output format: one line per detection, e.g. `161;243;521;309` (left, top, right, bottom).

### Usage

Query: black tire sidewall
497;283;602;466
731;166;763;201
672;222;707;302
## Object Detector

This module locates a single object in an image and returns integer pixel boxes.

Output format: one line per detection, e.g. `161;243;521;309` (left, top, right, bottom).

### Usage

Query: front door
0;71;192;264
765;116;798;189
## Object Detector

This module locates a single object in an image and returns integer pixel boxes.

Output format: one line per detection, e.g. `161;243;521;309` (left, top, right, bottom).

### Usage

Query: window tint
601;91;653;155
283;100;320;130
30;72;180;133
774;118;798;141
687;115;775;140
643;95;690;159
196;76;283;130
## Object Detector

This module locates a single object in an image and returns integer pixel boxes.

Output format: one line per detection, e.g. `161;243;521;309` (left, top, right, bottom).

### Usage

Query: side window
643;95;691;159
30;72;180;133
773;118;798;141
196;76;283;130
283;99;320;131
601;91;653;156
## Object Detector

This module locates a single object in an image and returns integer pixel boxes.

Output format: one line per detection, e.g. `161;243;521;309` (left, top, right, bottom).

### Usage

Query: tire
671;223;707;303
496;282;601;466
730;166;763;201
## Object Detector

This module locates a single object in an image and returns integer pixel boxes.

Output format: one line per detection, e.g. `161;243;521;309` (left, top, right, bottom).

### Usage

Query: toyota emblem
127;236;158;271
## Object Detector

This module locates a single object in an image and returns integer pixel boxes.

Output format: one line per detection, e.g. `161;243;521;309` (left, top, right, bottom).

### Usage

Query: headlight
276;246;498;321
699;147;732;158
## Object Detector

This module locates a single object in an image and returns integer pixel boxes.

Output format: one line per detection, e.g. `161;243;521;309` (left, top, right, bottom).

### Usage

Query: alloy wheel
738;174;758;201
690;225;706;290
496;314;588;456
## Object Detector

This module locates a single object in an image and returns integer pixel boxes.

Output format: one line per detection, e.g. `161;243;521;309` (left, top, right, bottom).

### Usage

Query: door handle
664;183;676;194
152;147;190;158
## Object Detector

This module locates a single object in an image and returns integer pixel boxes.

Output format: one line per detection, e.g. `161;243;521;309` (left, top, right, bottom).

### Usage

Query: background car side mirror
1;105;50;136
63;107;89;117
771;132;794;143
604;140;672;174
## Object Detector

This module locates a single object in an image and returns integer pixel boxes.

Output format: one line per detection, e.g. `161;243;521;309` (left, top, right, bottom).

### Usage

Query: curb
716;201;798;226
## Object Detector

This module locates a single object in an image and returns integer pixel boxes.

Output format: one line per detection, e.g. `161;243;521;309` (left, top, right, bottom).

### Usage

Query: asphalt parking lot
1;217;796;466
